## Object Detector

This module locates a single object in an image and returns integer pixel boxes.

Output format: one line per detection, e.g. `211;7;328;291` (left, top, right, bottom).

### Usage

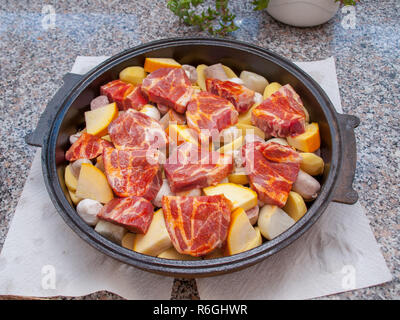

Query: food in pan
64;58;323;259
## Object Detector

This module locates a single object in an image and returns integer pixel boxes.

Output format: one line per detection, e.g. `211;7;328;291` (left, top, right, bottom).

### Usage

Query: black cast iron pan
25;38;359;277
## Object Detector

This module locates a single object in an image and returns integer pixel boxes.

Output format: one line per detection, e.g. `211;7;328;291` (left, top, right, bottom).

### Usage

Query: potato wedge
222;65;238;78
244;226;262;251
287;122;320;152
133;209;172;256
228;168;249;185
119;66;147;85
95;220;127;244
217;136;244;154
237;103;259;126
236;123;266;140
166;124;198;146
101;135;112;142
226;208;259;255
65;164;78;192
258;205;295;240
282;191;307;222
196;64;208;91
157;248;201;260
75;163;114;204
300;152;324;176
121;233;136;250
203;183;257;211
263;82;282;99
85;102;118;137
144;58;181;73
68;189;82;205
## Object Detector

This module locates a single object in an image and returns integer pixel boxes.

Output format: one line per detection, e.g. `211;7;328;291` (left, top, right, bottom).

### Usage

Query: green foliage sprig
168;0;359;36
167;0;238;36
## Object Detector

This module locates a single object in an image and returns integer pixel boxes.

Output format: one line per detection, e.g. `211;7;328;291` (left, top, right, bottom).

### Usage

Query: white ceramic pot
266;0;340;27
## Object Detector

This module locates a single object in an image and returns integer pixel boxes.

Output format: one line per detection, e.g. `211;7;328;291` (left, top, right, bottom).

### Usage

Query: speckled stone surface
0;0;398;300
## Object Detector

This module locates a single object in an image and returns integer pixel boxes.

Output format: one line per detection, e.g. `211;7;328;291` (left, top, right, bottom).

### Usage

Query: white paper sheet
0;56;173;299
196;58;392;299
0;56;391;300
0;151;173;299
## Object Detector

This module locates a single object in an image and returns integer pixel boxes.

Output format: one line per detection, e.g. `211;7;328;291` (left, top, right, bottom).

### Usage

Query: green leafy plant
167;0;238;36
168;0;359;35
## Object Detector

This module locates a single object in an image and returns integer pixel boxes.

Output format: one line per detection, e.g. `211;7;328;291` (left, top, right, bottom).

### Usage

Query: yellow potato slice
237;103;259;125
244;226;263;251
166;124;198;146
133;209;172;257
282;191;307;222
121;233;136;250
157;247;201;260
263;82;282;99
85;102;118;137
222;65;238;78
68;189;82;205
257;205;295;240
228;168;249;185
217;136;244;154
119;66;147;85
75;163;114;204
226;208;259;255
196;64;208;91
236;123;266;140
65;164;78;192
300;152;324;176
203;183;257;211
101;135;112;142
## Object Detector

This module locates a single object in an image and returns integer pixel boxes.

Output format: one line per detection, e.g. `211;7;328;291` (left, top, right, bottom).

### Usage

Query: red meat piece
65;133;113;161
97;196;154;234
102;147;162;200
141;68;193;114
242;141;301;207
186;91;238;134
100;80;133;110
251;84;306;137
122;85;148;111
162;195;232;256
206;78;255;113
108;109;168;150
164;142;233;193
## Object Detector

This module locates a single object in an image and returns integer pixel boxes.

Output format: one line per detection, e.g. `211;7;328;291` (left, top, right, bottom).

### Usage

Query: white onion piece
76;199;102;226
153;179;175;208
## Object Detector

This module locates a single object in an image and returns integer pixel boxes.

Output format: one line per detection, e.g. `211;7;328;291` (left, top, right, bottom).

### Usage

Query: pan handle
25;73;83;147
331;113;360;204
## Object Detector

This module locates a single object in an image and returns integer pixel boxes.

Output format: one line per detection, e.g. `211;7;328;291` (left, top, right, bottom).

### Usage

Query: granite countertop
0;0;398;300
